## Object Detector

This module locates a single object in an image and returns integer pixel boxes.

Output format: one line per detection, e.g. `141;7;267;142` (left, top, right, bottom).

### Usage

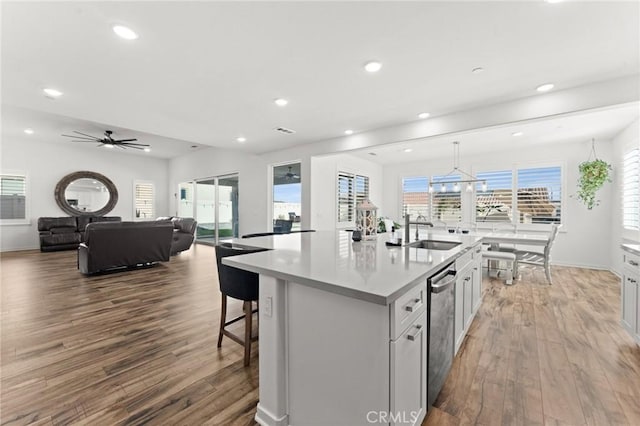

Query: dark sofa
156;217;197;255
38;216;121;252
78;221;173;274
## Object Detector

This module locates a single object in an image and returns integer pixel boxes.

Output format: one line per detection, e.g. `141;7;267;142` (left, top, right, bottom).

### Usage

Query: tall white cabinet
621;246;640;344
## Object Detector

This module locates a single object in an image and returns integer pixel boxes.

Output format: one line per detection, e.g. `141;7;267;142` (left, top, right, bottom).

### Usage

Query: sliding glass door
178;173;239;245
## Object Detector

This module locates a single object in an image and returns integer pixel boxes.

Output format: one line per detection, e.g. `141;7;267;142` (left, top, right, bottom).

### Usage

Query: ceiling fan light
144;147;151;152
104;143;115;148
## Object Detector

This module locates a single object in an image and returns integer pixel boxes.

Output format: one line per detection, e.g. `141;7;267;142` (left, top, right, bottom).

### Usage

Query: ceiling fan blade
70;140;98;143
123;145;145;150
113;138;138;143
120;142;149;147
62;134;99;141
116;144;126;149
73;130;101;139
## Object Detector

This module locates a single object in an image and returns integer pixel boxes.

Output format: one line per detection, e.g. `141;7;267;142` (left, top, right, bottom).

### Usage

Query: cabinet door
454;274;465;354
463;273;473;330
622;273;637;335
390;311;427;426
472;258;482;313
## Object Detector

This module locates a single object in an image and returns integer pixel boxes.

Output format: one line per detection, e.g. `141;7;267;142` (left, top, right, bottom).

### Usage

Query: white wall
382;140;615;269
310;153;384;231
610;118;640;275
0;137;170;251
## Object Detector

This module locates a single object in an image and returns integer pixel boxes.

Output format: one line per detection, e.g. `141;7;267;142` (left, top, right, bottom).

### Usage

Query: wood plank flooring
427;266;640;426
1;245;639;425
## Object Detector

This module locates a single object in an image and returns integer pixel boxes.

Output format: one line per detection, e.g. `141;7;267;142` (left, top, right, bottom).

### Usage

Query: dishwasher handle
430;269;457;294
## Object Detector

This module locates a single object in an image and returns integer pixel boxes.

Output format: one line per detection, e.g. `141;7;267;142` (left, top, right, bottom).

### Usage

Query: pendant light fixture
431;141;487;192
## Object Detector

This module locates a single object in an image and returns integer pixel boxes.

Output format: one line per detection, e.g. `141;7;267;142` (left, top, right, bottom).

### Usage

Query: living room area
2;1;640;425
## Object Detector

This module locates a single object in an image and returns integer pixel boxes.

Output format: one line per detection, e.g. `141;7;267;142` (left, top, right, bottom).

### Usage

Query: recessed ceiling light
536;83;555;92
24;128;34;135
403;148;413;153
236;137;246;143
512;131;524;137
274;98;288;107
43;88;63;98
418;112;430;119
471;67;484;74
344;130;354;135
364;61;382;73
112;25;139;40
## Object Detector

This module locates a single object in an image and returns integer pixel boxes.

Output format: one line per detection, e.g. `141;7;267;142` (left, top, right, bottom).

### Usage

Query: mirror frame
55;171;118;216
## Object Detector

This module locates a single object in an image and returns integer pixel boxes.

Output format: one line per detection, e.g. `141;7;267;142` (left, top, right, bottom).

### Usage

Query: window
516;166;562;224
402;177;429;218
623;148;640;230
134;181;154;220
337;172;369;224
431;175;461;222
475;170;513;224
1;174;27;221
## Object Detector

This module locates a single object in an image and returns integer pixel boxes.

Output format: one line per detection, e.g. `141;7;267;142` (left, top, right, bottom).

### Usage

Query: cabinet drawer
391;281;426;340
624;251;640;271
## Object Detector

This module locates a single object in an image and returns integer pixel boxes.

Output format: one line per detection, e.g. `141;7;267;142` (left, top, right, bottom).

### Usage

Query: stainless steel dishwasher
427;262;457;407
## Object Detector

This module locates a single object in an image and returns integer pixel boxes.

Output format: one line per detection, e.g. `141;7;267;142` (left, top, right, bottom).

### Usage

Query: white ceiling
1;1;639;157
351;102;640;164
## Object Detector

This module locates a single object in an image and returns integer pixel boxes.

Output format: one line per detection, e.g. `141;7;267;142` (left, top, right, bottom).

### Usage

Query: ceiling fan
61;130;150;150
282;166;300;180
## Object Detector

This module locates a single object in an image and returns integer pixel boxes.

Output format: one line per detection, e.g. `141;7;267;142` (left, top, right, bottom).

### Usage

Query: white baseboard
255;404;288;426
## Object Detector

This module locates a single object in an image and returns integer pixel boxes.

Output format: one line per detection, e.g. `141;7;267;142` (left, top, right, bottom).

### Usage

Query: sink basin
406;240;461;250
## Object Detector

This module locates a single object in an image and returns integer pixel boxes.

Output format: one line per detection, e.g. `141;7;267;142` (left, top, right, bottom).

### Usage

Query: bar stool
215;243;267;366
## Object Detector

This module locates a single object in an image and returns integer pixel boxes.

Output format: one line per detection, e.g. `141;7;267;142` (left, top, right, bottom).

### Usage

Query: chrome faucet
404;214;434;242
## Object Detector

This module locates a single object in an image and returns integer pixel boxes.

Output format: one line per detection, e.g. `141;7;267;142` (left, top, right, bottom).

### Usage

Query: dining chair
513;224;561;285
215;243;268;366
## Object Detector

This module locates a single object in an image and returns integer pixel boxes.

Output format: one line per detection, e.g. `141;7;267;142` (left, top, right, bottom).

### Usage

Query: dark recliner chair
215;243;269;366
38;217;82;252
78;221;173;274
38;216;122;252
170;217;197;255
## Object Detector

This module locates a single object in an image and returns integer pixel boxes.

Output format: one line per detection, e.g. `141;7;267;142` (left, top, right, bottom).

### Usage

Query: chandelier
429;141;487;193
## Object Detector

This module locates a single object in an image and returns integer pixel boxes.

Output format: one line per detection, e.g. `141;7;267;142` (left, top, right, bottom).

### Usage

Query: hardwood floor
427;266;640;426
1;246;639;425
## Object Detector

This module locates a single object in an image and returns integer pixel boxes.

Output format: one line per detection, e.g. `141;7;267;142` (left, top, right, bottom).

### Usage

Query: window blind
337;172;370;224
135;182;155;220
0;175;26;220
623;148;640;230
431;175;461;222
475;170;513;223
337;172;355;223
402;177;429;219
516;166;561;224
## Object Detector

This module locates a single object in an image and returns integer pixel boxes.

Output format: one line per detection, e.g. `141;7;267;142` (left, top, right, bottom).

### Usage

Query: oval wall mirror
55;171;118;216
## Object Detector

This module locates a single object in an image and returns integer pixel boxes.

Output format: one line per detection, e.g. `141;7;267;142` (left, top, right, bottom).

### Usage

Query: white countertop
222;230;482;305
622;243;640;256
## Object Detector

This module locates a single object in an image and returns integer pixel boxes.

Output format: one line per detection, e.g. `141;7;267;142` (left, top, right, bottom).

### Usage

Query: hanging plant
575;139;612;210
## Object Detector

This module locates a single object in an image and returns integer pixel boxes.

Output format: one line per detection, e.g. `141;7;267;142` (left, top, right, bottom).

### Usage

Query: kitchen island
223;230;483;426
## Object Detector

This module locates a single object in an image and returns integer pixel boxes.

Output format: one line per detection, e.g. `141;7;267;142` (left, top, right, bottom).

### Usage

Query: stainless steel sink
406;240;461;250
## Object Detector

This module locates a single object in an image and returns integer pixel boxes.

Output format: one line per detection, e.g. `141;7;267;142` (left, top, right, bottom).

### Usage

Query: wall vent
274;127;296;135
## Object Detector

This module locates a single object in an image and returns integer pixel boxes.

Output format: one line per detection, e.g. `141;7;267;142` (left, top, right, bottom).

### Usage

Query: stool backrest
215;243;268;301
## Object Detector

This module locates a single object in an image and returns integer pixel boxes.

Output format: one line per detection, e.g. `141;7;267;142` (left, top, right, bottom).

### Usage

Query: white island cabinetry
222;231;484;426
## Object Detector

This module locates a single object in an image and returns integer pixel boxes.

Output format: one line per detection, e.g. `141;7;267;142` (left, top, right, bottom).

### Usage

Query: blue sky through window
274;183;301;203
